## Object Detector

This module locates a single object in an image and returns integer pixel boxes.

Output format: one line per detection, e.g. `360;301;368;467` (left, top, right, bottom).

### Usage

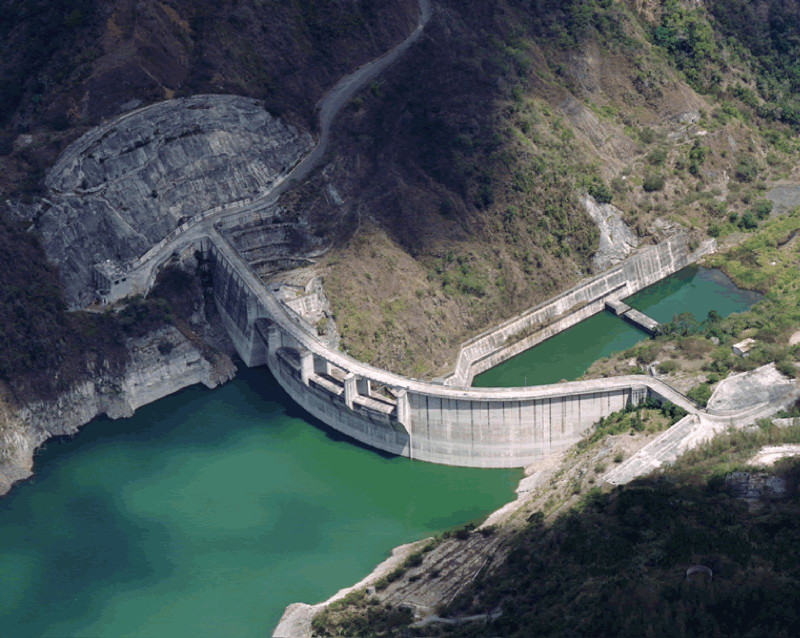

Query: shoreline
272;452;563;636
0;324;237;497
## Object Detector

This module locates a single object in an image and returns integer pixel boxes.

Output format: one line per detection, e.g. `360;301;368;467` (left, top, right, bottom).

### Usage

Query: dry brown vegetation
291;0;800;377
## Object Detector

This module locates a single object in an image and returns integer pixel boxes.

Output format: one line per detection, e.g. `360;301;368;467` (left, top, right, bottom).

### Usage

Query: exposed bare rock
582;194;639;272
766;182;800;216
560;96;638;167
725;471;788;500
0;325;236;495
707;364;798;413
749;445;800;468
15;95;312;307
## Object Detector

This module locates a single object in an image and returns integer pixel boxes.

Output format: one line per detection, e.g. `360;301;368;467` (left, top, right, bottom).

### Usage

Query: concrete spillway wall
203;231;698;468
444;235;716;387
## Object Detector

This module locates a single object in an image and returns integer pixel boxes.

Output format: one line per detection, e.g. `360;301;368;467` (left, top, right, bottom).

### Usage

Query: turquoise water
474;266;761;387
0;368;519;637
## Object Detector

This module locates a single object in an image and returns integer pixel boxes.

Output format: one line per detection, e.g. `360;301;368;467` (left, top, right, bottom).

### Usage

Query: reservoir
0;367;519;637
474;266;762;388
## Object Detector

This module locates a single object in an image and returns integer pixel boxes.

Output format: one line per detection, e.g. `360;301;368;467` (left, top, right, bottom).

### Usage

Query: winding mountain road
102;0;432;301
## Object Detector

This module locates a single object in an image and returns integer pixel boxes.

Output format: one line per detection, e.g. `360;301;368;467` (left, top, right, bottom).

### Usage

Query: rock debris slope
22;95;312;306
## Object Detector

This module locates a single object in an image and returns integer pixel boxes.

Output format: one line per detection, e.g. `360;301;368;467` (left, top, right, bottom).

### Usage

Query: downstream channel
0;368;519;637
474;266;762;388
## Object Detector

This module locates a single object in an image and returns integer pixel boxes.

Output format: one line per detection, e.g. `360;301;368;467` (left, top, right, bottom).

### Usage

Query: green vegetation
642;172;665;192
0;0;97;126
687;140;708;175
706;1;800;128
316;422;800;637
703;211;800;377
587;179;613;204
526;0;633;50
648;0;800;130
439;429;800;637
651;0;718;90
0;211;199;402
576;398;683;453
311;589;413;638
686;382;713;408
594;212;800;385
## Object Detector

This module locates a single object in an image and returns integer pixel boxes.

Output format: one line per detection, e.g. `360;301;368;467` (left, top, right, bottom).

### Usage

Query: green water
474;266;761;388
0;368;519;637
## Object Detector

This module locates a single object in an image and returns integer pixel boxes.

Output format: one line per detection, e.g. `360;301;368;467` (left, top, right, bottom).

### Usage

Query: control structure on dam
203;228;705;468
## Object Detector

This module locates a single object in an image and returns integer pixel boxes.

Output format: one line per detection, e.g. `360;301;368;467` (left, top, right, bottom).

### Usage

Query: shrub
647;147;668;166
157;340;173;355
754;199;774;219
687;382;713;407
776;359;798;379
611;176;627;193
588;181;613;204
454;526;472;540
738;211;758;230
735;156;760;182
678;335;713;358
657;360;679;374
638;127;656;144
688;141;709;174
405;552;424;568
643;173;665;192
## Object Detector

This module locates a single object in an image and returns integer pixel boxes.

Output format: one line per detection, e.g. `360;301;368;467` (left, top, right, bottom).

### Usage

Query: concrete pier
605;299;630;316
605;299;660;334
621;308;660;335
443;236;716;387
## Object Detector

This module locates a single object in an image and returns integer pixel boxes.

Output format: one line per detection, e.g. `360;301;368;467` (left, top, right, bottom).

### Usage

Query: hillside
0;0;417;195
271;0;800;377
0;0;416;404
0;0;799;403
0;0;798;633
312;420;800;637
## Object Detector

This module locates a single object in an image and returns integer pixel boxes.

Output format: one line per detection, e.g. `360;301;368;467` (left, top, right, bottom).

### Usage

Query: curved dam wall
445;234;717;387
203;231;697;468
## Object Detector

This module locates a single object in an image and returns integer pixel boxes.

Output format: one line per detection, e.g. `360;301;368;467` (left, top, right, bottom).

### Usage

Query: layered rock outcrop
0;325;236;495
17;95;312;307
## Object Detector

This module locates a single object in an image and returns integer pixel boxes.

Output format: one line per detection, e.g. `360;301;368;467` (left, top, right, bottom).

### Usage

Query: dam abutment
204;231;701;467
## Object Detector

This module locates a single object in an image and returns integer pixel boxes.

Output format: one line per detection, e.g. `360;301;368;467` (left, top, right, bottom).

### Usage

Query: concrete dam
205;229;705;468
34;0;714;468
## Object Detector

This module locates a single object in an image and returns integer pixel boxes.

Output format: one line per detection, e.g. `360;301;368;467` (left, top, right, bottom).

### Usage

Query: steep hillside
0;0;417;402
312;421;800;637
279;0;800;377
0;0;418;196
1;0;799;393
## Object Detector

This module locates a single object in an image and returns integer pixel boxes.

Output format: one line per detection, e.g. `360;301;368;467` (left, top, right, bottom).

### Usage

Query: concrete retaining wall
444;235;716;386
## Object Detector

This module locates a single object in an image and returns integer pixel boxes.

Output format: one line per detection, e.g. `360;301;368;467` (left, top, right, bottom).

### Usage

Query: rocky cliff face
582;194;639;272
13;95;312;306
0;324;236;496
